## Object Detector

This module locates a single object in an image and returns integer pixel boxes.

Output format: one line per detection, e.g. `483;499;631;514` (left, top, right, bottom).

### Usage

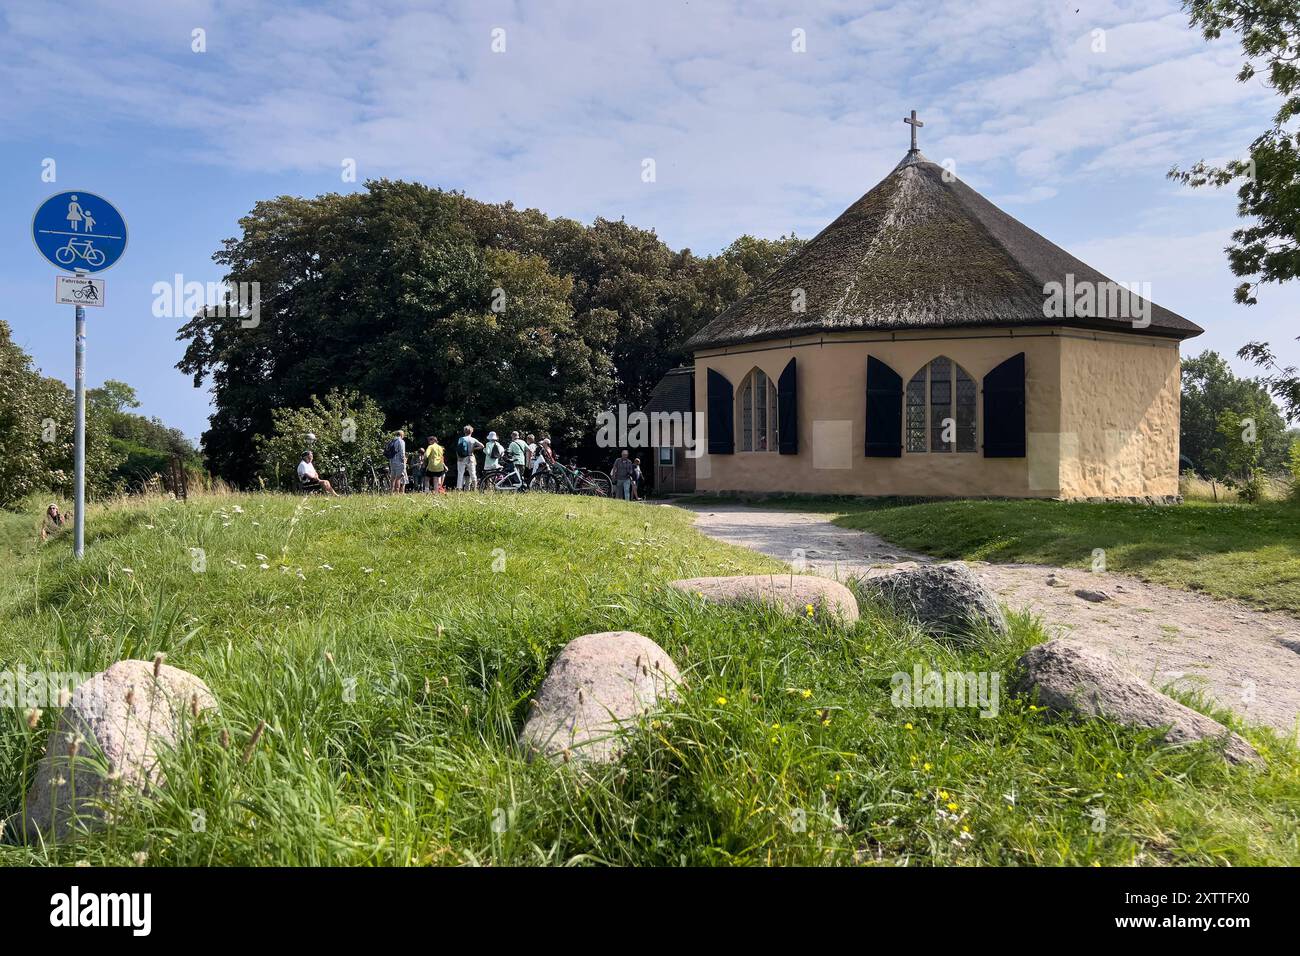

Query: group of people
296;426;646;500
382;426;557;492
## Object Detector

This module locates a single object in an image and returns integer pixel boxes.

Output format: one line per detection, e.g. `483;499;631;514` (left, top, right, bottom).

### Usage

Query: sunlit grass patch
0;492;1295;866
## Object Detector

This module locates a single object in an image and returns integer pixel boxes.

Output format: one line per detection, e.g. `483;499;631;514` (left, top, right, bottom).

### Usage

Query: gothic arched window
905;357;977;453
737;368;779;452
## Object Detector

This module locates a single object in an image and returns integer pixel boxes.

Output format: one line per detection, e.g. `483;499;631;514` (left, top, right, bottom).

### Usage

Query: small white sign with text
55;274;105;307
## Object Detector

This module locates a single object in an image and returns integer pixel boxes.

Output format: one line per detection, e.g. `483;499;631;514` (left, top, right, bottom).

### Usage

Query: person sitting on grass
297;451;338;496
40;503;65;542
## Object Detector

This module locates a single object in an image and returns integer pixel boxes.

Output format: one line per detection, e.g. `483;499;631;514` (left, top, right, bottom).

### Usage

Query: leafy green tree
180;183;618;483
180;180;798;484
256;389;387;489
1285;436;1300;493
87;379;141;416
1170;0;1300;419
1181;351;1290;476
86;378;199;489
0;321;124;507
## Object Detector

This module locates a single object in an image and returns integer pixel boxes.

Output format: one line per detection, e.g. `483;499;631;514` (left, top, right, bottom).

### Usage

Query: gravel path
677;503;1300;736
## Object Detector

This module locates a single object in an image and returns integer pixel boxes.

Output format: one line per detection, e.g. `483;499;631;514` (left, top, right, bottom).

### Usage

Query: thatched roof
641;366;694;417
686;151;1203;350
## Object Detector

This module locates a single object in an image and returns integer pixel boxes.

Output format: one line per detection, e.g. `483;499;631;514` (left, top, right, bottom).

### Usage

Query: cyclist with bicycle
506;431;529;485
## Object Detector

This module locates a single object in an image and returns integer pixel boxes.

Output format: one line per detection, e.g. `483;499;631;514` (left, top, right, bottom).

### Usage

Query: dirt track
678;503;1300;737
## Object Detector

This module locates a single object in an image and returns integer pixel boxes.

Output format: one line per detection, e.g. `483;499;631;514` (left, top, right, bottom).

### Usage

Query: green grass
682;494;1300;615
0;492;1297;866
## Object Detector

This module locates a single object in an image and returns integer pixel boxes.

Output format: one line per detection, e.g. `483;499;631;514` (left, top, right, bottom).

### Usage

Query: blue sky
2;0;1296;441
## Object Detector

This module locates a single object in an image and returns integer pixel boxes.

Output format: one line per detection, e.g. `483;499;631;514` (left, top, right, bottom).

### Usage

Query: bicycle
525;463;561;494
323;455;382;494
569;465;613;498
55;237;106;267
481;464;527;492
532;460;611;497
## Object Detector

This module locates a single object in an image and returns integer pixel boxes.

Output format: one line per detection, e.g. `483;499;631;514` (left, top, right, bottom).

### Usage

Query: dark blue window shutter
707;368;734;455
865;356;902;457
983;352;1026;458
777;358;798;455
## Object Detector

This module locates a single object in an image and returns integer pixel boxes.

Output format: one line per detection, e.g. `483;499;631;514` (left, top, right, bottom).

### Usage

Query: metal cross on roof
904;109;924;151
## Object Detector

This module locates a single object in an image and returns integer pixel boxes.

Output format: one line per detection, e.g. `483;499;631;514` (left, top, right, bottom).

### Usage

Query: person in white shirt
297;451;338;495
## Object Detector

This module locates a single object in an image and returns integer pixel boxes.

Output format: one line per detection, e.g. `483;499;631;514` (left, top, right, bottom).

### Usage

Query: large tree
178;182;616;483
0;321;123;507
88;379;198;489
1180;350;1291;476
1170;0;1300;420
180;180;802;484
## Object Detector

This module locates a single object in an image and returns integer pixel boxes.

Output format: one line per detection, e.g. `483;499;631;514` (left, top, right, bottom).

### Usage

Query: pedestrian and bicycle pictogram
32;190;128;274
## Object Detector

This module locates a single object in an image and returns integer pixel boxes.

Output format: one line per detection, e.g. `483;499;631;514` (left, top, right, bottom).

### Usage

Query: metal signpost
32;191;128;558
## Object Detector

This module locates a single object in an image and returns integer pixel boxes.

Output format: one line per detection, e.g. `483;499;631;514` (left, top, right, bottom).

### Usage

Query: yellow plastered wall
1056;334;1181;498
692;327;1182;499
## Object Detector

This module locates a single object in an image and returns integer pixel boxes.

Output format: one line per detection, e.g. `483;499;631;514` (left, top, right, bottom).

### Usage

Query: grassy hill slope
0;493;1296;866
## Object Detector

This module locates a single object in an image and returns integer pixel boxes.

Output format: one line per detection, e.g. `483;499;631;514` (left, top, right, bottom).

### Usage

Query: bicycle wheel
356;461;381;493
584;474;613;497
85;248;106;266
529;474;558;494
56;245;75;264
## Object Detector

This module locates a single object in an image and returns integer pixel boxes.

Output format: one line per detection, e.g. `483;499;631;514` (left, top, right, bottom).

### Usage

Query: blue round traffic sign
32;190;128;273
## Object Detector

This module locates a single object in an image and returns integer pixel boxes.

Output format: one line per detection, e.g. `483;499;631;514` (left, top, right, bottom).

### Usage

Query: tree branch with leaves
1169;0;1300;419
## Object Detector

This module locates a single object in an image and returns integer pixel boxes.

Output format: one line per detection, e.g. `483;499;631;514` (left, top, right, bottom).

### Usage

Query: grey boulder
670;574;859;624
1015;639;1261;766
857;562;1008;639
5;659;217;842
519;631;681;764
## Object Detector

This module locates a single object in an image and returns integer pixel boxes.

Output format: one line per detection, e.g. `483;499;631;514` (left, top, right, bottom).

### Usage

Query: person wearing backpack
423;435;446;493
456;425;484;490
481;429;503;467
384;430;407;493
